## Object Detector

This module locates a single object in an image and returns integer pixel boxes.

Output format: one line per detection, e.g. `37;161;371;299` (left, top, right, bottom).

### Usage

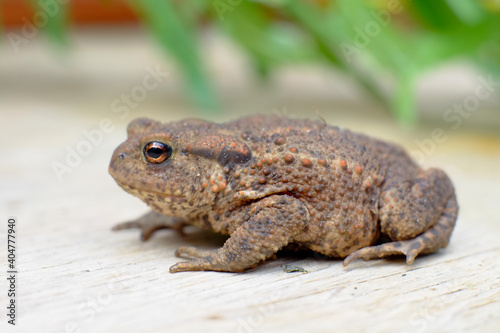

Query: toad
109;115;458;273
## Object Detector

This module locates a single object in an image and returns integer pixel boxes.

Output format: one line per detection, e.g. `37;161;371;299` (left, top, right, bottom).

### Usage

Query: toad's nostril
119;153;126;159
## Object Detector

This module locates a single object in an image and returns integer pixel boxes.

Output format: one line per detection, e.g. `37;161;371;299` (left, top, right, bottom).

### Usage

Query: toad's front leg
169;195;309;273
112;210;187;241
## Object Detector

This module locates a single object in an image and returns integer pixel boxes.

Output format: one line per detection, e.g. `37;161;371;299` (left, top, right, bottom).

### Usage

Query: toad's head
109;118;252;217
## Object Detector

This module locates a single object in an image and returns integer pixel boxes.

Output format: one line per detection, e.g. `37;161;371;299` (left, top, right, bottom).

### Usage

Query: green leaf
284;0;392;111
32;0;69;47
212;1;313;73
404;0;464;30
445;0;486;25
474;19;500;78
411;22;494;68
127;0;218;111
335;0;415;73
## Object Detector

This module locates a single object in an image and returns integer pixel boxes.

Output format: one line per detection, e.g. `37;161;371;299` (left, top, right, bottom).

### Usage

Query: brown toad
109;115;458;273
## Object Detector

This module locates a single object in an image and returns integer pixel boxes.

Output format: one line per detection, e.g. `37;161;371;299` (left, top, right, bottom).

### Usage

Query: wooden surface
1;28;499;333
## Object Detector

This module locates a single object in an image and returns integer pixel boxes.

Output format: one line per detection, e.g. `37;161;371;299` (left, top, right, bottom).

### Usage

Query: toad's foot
344;192;458;266
343;239;424;266
112;210;186;241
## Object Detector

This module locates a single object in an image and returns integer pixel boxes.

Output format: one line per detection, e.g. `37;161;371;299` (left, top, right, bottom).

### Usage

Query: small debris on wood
283;265;308;273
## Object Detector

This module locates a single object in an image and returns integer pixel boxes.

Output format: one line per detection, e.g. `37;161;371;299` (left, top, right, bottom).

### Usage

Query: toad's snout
108;142;133;181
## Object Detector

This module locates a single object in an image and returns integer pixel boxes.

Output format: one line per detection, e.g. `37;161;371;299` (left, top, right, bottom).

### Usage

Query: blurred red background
1;0;137;26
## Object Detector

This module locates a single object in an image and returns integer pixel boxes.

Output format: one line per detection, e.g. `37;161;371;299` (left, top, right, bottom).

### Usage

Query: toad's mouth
118;183;186;201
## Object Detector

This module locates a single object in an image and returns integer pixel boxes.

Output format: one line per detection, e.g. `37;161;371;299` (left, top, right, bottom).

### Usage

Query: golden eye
143;142;173;164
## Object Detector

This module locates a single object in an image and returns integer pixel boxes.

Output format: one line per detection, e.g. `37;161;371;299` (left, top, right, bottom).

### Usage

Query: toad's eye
143;142;173;164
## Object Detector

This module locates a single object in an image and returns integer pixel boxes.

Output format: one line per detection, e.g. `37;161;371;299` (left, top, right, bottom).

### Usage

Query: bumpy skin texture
109;115;458;273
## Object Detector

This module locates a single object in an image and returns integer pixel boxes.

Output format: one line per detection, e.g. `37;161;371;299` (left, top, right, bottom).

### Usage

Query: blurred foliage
128;0;217;110
29;0;69;46
4;0;500;123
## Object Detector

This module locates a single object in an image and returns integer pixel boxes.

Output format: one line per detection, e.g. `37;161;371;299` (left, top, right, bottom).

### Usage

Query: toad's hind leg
344;168;458;266
344;193;457;265
169;195;309;273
